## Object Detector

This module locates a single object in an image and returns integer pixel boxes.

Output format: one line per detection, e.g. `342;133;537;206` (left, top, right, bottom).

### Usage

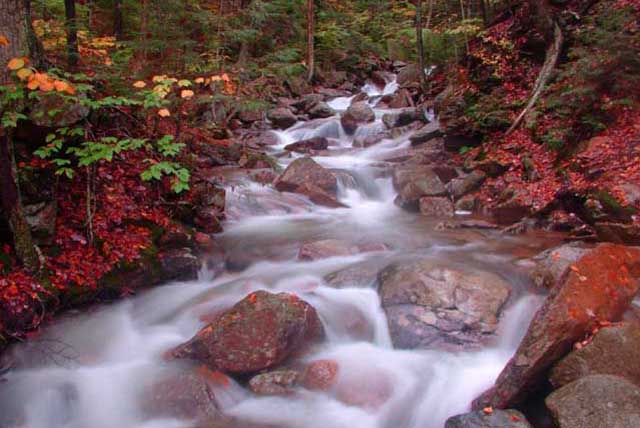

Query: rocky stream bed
0;75;639;428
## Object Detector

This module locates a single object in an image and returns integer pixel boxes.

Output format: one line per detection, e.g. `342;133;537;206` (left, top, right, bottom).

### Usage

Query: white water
0;76;554;428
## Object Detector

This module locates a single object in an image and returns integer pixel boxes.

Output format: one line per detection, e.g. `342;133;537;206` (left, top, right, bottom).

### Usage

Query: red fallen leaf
569;265;580;272
483;406;494;415
510;415;521;422
248;293;257;304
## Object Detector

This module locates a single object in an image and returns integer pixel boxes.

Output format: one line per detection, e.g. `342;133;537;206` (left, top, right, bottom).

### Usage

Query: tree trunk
479;0;488;26
416;0;427;87
1;0;31;84
306;0;314;82
64;0;78;67
114;0;123;40
0;132;41;273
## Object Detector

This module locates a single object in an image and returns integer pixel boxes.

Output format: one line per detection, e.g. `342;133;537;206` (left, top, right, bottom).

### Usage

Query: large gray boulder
546;375;640;428
378;258;511;350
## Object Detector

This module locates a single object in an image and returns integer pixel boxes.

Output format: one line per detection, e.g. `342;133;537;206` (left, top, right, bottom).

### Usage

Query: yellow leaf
221;73;230;82
152;74;168;83
211;75;222;82
177;79;191;87
64;83;76;95
0;35;9;47
194;77;204;84
180;89;194;99
133;80;147;88
158;108;171;118
16;68;32;81
7;57;25;70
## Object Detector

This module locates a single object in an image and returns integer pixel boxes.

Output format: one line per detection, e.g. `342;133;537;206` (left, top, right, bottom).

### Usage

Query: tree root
506;21;563;135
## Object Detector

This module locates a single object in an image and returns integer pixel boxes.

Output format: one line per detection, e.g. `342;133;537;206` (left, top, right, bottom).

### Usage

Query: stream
0;77;565;428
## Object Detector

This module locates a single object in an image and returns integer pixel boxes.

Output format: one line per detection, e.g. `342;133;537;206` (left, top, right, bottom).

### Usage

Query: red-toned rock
170;291;325;375
249;369;300;396
302;360;339;391
473;244;640;410
419;196;454;217
274;157;345;208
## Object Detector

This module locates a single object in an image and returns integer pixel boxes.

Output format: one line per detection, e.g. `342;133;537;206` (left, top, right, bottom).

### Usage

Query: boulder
273;157;344;208
393;166;447;210
545;375;640;428
24;201;57;239
170;290;325;375
248;369;300;396
388;89;414;108
324;261;382;288
308;101;336;119
284;137;329;154
473;244;640;410
378;259;511;350
370;70;389;89
237;109;265;123
446;171;486;200
549;323;640;388
267;108;297;129
419;197;454;217
382;109;423;129
594;222;640;245
158;248;200;282
409;122;443;146
445;409;532;428
292;94;324;112
341;102;375;134
298;239;387;261
29;93;90;128
444;135;482;152
396;64;421;88
531;242;591;289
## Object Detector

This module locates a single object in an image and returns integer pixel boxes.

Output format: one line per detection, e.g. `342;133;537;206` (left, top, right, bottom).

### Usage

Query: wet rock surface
273;157;344;207
549;323;640;388
474;244;640;409
341;102;375;134
445;409;533;428
545;375;640;428
378;258;511;350
170;290;325;375
393;166;447;209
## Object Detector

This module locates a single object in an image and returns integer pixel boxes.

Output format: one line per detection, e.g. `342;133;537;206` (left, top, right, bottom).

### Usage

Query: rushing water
0;77;563;428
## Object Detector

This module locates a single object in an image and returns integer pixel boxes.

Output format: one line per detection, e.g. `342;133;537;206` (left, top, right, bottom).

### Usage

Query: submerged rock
378;259;511;350
170;290;324;375
419;196;454;217
545;375;640;428
445;409;532;428
301;359;339;391
298;239;388;261
473;244;640;410
549;323;640;388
